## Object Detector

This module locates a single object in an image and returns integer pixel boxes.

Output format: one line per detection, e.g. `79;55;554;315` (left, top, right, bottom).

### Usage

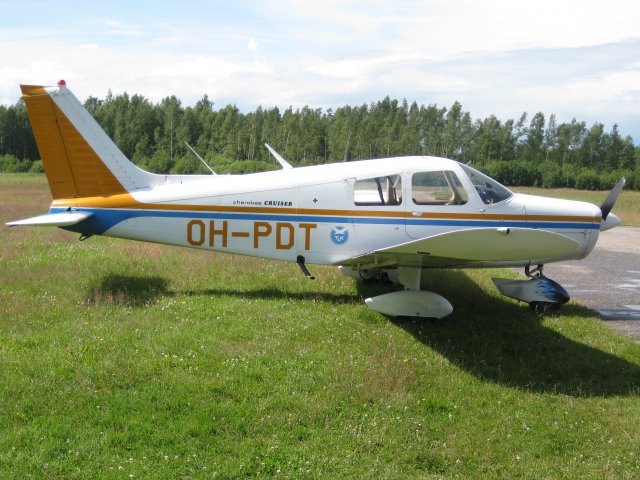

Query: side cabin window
411;171;468;205
354;175;402;206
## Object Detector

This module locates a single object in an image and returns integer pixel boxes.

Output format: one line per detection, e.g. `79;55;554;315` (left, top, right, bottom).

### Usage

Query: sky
1;0;639;140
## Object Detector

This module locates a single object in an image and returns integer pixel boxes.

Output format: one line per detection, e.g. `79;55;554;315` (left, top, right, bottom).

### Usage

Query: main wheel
529;301;562;313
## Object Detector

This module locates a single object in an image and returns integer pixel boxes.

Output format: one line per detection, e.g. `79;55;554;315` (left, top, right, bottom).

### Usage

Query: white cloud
0;1;638;138
387;0;640;57
280;0;385;31
102;20;144;37
305;52;473;102
153;56;272;78
523;70;640;122
0;56;71;102
0;41;274;104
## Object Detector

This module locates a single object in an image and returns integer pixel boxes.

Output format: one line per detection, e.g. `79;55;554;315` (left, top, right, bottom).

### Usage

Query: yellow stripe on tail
21;84;130;199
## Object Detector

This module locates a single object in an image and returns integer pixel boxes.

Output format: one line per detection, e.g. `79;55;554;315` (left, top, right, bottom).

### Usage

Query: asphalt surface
543;227;640;341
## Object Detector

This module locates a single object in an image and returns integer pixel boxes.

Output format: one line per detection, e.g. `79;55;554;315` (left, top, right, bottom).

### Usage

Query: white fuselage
52;156;603;269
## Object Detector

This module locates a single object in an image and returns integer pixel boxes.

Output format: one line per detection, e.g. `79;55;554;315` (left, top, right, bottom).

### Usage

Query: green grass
2;173;640;479
512;186;640;226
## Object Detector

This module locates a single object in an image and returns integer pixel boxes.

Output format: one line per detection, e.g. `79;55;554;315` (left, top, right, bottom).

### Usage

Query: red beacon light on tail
57;79;66;87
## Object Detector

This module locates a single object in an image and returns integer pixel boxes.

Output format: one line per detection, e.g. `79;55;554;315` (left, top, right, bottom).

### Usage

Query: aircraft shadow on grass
88;272;640;398
186;288;361;305
87;273;361;307
377;270;640;398
86;274;171;307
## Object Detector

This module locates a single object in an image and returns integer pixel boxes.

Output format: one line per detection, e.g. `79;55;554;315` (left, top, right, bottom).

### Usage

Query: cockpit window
411;171;468;205
460;164;513;204
354;175;402;206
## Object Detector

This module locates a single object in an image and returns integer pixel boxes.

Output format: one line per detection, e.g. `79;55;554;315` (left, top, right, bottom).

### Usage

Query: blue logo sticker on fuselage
330;226;349;245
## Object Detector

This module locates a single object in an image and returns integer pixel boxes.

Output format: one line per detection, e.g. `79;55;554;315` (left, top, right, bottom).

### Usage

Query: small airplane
7;81;625;318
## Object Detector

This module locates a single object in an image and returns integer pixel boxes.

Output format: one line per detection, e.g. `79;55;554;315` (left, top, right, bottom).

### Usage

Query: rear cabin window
354;175;402;206
411;171;468;205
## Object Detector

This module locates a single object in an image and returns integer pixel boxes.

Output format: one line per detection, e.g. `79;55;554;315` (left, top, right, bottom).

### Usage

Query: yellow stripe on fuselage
52;196;600;224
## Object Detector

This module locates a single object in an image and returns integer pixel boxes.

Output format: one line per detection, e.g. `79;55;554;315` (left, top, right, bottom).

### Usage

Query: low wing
339;227;581;269
6;212;92;227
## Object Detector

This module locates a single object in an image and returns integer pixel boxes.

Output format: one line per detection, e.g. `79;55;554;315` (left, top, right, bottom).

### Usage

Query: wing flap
6;212;92;227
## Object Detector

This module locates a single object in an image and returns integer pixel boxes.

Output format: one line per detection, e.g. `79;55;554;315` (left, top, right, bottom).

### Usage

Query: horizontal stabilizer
6;212;92;227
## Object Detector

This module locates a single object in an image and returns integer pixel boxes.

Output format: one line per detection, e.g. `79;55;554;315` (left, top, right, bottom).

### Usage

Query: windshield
460;164;513;204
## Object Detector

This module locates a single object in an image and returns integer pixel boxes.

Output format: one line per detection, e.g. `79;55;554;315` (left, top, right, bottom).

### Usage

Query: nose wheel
493;264;570;311
529;301;563;313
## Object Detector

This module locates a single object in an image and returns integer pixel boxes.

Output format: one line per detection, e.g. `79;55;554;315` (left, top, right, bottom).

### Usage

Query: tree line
1;92;638;190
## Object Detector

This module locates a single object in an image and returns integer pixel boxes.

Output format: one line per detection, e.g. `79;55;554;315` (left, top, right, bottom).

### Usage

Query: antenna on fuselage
265;143;293;170
185;142;217;175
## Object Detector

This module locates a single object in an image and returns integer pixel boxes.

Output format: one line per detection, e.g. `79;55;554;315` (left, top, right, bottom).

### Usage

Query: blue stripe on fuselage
51;206;599;235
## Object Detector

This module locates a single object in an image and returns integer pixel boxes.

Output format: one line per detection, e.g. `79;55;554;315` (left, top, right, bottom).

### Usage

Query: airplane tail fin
20;82;160;200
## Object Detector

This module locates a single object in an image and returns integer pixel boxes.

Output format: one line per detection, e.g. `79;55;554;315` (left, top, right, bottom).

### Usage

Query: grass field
2;173;640;479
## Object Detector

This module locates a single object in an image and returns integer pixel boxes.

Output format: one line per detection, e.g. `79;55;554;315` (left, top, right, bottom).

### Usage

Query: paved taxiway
543;227;640;340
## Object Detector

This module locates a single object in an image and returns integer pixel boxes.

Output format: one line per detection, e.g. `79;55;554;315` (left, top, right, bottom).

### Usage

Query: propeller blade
600;177;626;220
